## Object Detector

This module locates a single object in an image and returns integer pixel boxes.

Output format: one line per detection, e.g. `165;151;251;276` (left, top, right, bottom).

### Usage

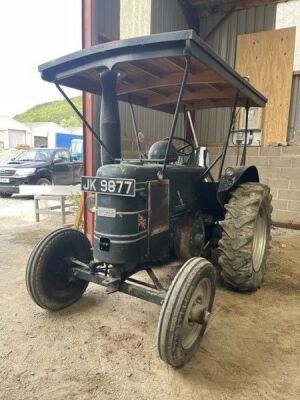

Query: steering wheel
164;136;195;158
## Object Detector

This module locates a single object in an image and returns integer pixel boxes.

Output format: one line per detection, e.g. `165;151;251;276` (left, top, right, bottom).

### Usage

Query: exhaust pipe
99;70;121;164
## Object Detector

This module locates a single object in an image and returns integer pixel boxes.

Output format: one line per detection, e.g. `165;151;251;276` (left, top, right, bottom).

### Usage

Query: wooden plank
147;87;237;108
235;28;296;146
75;192;84;230
117;70;225;96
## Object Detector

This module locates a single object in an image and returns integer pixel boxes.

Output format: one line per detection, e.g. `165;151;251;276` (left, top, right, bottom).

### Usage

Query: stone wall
208;145;300;226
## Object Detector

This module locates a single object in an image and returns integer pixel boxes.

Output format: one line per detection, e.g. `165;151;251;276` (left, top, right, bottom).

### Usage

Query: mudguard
36;168;53;183
217;165;259;206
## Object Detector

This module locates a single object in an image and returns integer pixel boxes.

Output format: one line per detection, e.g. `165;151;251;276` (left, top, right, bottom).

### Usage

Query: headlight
15;168;36;176
85;194;96;213
225;167;235;177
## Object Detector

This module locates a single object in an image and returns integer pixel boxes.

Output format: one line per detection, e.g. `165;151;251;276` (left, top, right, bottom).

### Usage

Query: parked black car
0;148;83;197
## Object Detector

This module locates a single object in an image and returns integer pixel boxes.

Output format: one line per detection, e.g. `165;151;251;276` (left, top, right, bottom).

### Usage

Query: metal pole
201;152;222;179
187;111;199;148
218;91;239;180
55;83;113;161
241;104;249;166
129;102;143;160
162;57;191;171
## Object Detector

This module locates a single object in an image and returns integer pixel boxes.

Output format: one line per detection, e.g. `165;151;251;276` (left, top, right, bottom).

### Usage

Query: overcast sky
0;0;81;118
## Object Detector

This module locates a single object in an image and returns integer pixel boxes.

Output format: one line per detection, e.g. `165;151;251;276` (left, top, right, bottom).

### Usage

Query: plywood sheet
236;27;295;145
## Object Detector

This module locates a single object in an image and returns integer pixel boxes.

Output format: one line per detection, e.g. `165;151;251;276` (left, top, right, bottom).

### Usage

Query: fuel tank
93;162;204;265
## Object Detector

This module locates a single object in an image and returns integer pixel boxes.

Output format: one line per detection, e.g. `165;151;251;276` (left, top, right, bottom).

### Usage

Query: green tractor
26;30;272;367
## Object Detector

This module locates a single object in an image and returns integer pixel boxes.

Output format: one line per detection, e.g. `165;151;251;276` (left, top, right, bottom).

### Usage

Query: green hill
15;96;83;127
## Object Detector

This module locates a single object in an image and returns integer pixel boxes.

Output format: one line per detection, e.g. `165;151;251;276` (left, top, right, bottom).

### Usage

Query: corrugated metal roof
195;4;276;145
151;0;189;33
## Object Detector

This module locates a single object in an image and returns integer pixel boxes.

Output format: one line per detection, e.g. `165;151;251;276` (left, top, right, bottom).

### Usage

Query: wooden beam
117;70;225;96
177;0;199;32
129;61;165;78
203;7;235;41
164;57;187;72
186;97;250;109
98;31;116;43
147;88;237;108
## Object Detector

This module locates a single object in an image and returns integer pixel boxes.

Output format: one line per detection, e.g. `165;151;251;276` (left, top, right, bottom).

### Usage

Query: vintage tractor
26;30;272;367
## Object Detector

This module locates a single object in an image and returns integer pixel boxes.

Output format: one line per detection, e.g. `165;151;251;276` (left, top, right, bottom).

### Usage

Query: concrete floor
0;197;299;400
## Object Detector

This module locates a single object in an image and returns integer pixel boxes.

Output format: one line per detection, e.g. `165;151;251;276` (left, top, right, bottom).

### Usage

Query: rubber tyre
26;228;92;310
37;178;51;185
157;257;216;368
0;192;13;198
218;182;272;291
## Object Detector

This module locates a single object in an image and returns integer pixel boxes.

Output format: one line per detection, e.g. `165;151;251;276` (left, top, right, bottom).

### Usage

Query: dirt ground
0;196;299;400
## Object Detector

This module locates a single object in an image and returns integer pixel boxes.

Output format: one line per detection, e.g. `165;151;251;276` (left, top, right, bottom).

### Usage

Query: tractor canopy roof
39;30;267;114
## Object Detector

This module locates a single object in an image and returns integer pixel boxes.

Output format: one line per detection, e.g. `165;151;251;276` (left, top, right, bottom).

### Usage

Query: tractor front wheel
157;257;216;367
26;228;92;310
218;182;272;291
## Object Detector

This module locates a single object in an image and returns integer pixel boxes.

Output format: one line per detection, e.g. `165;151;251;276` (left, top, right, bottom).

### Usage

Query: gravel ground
0;196;299;400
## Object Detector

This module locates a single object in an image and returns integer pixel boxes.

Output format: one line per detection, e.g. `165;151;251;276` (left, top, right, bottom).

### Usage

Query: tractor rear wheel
218;182;272;291
157;257;216;367
26;228;92;310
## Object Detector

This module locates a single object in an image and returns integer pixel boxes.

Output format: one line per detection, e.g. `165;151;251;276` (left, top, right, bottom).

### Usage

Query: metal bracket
71;263;166;305
146;268;165;291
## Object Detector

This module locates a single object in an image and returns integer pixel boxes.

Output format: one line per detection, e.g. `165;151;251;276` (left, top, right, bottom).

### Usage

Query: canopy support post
55;83;113;162
129;101;143;160
162;56;191;171
187;111;199;148
240;103;250;166
218;91;239;180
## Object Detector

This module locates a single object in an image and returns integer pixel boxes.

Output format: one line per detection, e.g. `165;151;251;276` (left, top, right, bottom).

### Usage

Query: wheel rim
180;277;211;350
252;205;267;272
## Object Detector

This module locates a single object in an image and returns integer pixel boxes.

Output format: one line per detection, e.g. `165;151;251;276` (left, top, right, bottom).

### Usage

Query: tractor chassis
68;257;167;306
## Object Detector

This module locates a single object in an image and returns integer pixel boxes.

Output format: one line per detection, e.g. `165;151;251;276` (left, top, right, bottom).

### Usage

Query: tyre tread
218;183;272;291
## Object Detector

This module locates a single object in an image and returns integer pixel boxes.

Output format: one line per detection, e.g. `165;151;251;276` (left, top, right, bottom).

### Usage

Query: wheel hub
189;302;210;324
252;205;267;272
180;277;211;350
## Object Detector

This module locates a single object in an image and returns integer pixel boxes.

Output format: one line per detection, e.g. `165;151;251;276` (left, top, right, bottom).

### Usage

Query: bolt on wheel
157;257;216;368
26;228;92;311
181;277;211;350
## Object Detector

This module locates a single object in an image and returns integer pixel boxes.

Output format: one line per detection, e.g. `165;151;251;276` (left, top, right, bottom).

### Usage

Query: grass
15;96;82;127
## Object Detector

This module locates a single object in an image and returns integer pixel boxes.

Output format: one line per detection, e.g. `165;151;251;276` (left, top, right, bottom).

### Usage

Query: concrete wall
120;0;151;39
208;145;300;226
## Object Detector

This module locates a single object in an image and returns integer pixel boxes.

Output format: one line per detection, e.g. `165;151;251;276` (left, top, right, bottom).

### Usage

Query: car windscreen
15;149;53;162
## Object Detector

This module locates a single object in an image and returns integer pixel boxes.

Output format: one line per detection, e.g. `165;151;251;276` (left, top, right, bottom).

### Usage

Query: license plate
81;176;135;197
0;178;9;183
